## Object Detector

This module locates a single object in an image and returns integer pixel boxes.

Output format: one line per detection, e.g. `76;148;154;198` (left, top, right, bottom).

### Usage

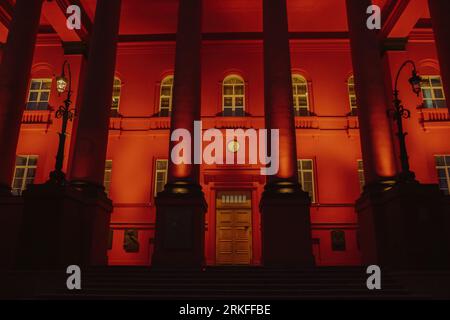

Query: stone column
259;0;314;268
68;0;122;191
0;0;44;194
152;0;207;268
349;0;450;269
166;0;202;185
16;0;121;269
428;0;450;113
346;0;397;188
0;0;43;269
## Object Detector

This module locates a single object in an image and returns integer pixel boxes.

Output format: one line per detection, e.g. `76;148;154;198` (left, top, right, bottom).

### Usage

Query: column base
356;181;450;269
152;182;207;268
16;182;112;269
0;194;24;269
0;184;12;197
259;181;315;268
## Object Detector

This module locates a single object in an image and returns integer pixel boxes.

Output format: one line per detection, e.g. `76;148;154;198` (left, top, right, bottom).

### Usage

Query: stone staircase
34;266;426;300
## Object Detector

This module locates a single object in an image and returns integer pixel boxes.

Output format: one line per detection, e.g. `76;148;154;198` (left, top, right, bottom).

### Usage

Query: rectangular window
357;160;365;192
348;76;358;116
421;76;447;109
12;155;38;196
297;159;316;203
104;160;113;196
26;79;52;111
435;155;450;195
154;159;168;197
111;78;121;115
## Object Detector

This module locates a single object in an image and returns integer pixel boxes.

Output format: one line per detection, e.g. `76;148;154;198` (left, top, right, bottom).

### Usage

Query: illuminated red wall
13;6;450;267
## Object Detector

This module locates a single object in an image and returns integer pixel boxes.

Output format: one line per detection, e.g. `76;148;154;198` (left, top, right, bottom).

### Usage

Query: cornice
408;29;435;43
36;33;62;47
117;41;176;55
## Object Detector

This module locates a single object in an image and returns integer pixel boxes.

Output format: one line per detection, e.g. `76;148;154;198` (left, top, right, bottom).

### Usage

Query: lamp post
48;60;75;185
387;60;422;183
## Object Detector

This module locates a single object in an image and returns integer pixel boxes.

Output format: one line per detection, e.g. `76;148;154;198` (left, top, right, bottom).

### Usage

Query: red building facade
1;0;450;268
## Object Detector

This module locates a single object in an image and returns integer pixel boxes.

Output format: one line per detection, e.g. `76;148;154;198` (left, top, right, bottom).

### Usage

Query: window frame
26;78;52;111
154;159;169;197
111;77;122;115
222;75;245;116
297;159;316;203
421;75;447;109
435;155;450;195
11;155;38;196
348;75;358;116
104;160;113;196
159;75;174;117
292;74;310;117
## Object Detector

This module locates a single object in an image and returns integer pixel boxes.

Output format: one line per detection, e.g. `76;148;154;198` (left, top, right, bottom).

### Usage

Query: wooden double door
216;191;252;265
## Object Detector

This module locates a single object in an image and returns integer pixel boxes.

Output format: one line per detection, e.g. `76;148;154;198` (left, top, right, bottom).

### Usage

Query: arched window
159;75;173;116
111;77;121;115
223;75;245;116
421;75;447;109
348;75;358;116
292;75;310;116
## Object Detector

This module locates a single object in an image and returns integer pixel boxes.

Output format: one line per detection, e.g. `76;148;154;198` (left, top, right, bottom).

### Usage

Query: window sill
22;110;52;125
294;115;360;130
419;108;450;130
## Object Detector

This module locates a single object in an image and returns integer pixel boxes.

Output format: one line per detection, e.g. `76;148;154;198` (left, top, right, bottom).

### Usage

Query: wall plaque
124;229;140;253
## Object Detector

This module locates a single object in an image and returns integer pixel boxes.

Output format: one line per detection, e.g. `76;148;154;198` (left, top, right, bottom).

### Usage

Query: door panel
216;208;252;265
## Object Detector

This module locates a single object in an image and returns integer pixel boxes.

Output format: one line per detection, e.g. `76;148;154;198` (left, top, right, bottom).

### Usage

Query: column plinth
259;0;314;268
347;0;450;269
356;183;450;269
152;0;207;268
17;183;112;269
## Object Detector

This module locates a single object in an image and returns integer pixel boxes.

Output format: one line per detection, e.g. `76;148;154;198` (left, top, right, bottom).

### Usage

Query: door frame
210;185;257;267
215;190;253;266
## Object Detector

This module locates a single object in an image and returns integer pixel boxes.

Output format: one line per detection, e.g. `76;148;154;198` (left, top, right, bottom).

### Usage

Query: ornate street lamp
48;60;76;185
387;60;422;182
